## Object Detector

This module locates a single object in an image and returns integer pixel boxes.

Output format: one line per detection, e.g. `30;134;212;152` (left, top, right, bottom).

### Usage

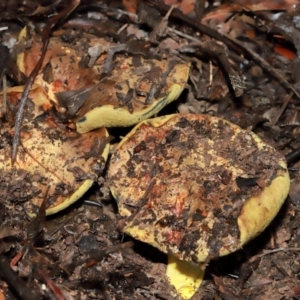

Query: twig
286;146;300;165
209;61;213;87
38;269;66;300
82;199;103;208
1;74;7;121
117;23;129;35
258;247;300;258
167;27;198;42
11;0;80;164
270;92;293;126
0;255;43;299
61;240;134;273
99;5;138;23
179;41;245;97
149;4;175;40
143;0;240;51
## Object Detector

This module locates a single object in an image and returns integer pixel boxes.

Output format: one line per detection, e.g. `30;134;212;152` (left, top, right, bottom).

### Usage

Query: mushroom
108;113;290;299
0;85;110;216
4;27;189;216
17;27;190;134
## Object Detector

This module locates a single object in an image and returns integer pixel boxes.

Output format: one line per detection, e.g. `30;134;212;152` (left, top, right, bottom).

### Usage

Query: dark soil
1;1;300;300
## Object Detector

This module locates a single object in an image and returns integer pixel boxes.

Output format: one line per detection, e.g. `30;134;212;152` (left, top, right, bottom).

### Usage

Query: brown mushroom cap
108;113;290;263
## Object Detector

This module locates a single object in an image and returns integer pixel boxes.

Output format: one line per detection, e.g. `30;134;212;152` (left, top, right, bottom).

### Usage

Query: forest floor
1;1;300;299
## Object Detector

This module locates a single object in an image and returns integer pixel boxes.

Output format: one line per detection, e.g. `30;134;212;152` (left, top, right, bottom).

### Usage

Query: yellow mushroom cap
17;27;190;133
0;86;110;216
108;113;289;298
108;113;289;261
73;55;189;133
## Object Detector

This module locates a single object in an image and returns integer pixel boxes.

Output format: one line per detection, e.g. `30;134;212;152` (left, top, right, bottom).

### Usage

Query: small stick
62;240;134;272
270;92;293;126
0;255;42;299
209;60;213;87
258;247;300;258
223;32;300;99
11;0;80;164
194;0;206;22
285;146;300;165
149;5;175;40
1;73;7;121
38;269;66;300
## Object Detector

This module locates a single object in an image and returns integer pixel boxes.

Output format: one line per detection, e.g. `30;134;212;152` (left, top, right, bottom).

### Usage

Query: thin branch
270;92;293;126
258;247;300;258
61;240;134;274
11;0;80;164
1;74;7;121
0;255;43;299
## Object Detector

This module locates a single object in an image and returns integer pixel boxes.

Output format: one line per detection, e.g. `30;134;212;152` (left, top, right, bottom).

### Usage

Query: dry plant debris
1;0;300;299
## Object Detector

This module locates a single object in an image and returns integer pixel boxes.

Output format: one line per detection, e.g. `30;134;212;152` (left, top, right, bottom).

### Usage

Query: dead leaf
123;0;139;15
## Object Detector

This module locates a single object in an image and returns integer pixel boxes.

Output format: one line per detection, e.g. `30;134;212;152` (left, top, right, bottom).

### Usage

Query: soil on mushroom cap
109;114;286;262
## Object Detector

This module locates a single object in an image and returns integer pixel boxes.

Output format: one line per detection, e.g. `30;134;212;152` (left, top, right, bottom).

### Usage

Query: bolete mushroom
108;113;290;299
2;27;189;216
0;85;110;216
17;27;189;133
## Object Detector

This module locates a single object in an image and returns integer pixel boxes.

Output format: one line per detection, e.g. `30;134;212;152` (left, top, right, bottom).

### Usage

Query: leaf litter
1;0;300;299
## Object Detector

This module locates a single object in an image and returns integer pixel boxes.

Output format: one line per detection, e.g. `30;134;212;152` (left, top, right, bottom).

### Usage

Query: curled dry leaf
201;0;299;24
108;113;290;299
164;0;195;14
0;86;109;216
17;27;190;133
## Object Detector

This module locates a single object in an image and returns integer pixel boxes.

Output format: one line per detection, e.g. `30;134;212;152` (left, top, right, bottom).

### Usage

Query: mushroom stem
166;253;205;300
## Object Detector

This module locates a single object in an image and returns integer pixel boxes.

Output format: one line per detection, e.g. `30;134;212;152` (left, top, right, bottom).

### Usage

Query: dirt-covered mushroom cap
0;86;110;216
108;113;290;299
17;27;189;133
